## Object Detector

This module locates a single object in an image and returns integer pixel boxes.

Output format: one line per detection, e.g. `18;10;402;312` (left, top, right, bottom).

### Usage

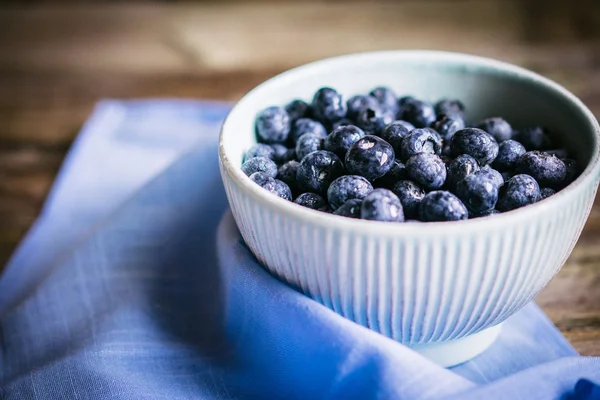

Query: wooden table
1;0;599;354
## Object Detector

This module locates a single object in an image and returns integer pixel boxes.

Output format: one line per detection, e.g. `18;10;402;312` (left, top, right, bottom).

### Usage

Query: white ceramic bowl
219;51;600;366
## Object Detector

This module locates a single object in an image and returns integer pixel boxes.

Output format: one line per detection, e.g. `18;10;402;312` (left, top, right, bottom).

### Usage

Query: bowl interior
222;51;598;173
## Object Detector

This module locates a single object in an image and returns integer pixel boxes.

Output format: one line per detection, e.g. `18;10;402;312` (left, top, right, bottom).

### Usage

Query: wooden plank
1;1;597;74
0;69;282;144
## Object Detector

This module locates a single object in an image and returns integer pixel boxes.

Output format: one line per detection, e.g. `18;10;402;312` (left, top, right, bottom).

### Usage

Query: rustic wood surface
1;0;599;354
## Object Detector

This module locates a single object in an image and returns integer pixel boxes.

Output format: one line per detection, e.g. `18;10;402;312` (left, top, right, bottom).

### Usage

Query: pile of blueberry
241;86;579;222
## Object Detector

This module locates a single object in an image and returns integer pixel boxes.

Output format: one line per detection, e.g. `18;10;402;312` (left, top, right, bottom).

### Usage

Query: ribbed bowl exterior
221;164;598;345
218;51;600;346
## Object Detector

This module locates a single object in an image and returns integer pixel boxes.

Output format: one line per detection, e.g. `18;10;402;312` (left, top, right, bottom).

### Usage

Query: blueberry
391;180;425;219
476;117;513;142
332;118;354;131
492;140;526;172
442;144;452;157
270;144;294;164
277;160;300;194
369;86;399;114
249;171;272;186
406;153;446;191
319;204;334;213
312;87;347;125
397;96;415;118
243;144;275;163
544;149;569;159
400;98;436;128
398;96;415;106
285;99;311;122
479;165;504;187
497;174;541;212
450;128;499;166
379;121;412;154
393;120;415;131
249;172;292;200
346;95;379;120
501;171;513;183
333;199;363;219
255;106;291;144
360;188;404;222
399;128;442;162
373;159;407;188
540;187;556;199
268;180;293;201
292;118;327;144
296;150;345;195
284;149;297;164
295;133;324;161
515;151;566;188
294;192;327;210
515;126;553;150
455;171;500;213
327;175;373;210
324;124;365;159
440;154;453;165
355;106;395;135
241;156;278;178
561;158;579;187
430;113;465;141
419;191;468;221
345;135;395;181
434;99;465;117
446;154;480;191
471;209;501;218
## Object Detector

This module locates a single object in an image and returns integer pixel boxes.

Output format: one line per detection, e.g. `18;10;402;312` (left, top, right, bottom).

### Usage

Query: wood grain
1;0;599;354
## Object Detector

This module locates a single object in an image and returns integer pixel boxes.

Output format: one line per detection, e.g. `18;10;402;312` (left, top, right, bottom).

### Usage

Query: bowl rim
219;50;600;235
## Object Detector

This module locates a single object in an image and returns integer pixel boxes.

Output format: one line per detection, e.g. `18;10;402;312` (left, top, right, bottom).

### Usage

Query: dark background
1;0;599;353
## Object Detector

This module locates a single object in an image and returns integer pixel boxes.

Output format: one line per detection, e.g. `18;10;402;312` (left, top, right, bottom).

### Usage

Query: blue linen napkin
0;100;599;400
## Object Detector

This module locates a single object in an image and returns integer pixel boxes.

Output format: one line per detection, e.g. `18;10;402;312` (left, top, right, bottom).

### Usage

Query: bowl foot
408;324;502;368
